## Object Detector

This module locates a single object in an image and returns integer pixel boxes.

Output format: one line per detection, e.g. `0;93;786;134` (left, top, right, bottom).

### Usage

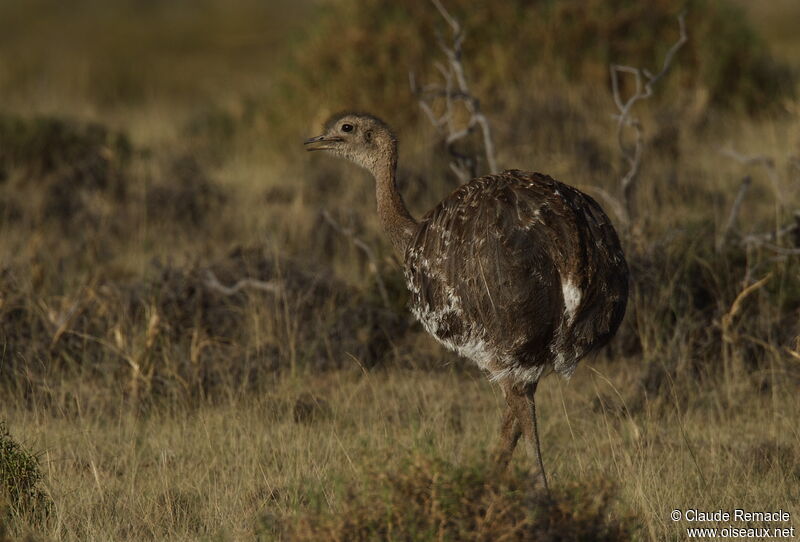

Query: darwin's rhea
305;113;628;490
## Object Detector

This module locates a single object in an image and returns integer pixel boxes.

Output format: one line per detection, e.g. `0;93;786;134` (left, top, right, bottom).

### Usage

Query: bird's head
304;112;396;172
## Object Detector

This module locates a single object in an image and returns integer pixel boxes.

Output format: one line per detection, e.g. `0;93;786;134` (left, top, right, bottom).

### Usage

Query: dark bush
145;155;227;228
0;246;408;403
0;423;52;529
0;114;131;228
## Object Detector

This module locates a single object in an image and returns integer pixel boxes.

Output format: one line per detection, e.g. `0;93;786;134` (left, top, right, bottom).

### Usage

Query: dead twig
720;144;799;251
718;147;775;169
321;210;391;309
716;176;752;252
610;10;687;224
719;145;791;249
411;0;497;182
758;243;800;256
204;270;284;296
720;273;772;345
719;146;782;199
740;219;799;246
717;272;771;399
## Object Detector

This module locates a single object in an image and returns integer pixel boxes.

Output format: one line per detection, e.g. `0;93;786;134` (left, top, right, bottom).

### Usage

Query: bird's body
404;170;627;387
305;112;629;491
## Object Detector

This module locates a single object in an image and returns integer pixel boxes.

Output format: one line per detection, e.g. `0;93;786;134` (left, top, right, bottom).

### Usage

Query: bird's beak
304;135;342;151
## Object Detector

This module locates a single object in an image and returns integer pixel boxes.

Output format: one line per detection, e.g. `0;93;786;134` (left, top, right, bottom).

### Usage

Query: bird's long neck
371;146;417;258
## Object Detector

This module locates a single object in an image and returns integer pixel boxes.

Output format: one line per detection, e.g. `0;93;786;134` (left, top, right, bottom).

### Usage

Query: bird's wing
506;170;629;352
408;174;565;365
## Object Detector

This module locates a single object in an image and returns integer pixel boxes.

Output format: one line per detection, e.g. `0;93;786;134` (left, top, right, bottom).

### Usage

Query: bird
305;112;628;492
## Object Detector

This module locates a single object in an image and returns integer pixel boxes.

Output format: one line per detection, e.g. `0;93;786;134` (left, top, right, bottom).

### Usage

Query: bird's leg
527;382;550;496
505;381;551;496
491;403;522;473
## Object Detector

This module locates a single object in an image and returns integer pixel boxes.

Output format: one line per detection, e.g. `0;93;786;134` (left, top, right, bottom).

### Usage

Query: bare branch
740;225;798;245
411;0;498;180
719;147;775;168
719;145;790;242
321;210;391;309
759;244;800;256
719;145;782;200
716;176;752;252
430;0;460;36
204;270;284;296
610;10;687;224
737;210;800;254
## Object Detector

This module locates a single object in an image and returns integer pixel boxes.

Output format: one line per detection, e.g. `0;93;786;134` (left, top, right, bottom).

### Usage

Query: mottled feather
404;170;628;384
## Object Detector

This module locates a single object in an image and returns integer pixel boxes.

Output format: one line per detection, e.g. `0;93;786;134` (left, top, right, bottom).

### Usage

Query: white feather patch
561;279;582;324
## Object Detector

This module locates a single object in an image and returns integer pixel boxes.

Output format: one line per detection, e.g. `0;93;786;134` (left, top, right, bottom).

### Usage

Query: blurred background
0;1;798;540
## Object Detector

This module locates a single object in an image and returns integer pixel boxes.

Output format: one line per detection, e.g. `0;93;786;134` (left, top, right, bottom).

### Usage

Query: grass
0;0;799;540
2;366;798;540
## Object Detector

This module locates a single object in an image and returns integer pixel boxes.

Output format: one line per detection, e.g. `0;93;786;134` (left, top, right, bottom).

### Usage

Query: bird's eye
341;123;354;133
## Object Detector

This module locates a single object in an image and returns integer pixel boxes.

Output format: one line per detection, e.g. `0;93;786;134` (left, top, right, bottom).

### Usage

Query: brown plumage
306;113;628;492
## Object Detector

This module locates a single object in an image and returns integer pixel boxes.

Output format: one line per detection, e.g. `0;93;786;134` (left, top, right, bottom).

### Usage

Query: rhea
305;113;628;491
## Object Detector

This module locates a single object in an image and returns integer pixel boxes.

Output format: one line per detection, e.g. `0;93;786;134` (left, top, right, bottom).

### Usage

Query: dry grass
2;365;798;540
0;0;799;540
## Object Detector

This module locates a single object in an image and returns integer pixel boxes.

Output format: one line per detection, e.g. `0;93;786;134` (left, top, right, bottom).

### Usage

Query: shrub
276;0;795;135
0;423;52;529
0;114;132;228
0;114;131;183
284;454;637;541
0;246;407;404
